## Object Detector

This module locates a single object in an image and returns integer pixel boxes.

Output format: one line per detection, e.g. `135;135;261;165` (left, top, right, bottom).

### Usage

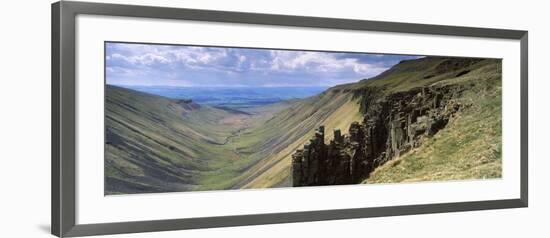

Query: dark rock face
291;84;468;186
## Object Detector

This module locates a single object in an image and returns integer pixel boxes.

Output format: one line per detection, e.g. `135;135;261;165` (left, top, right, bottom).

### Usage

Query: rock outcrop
291;84;469;187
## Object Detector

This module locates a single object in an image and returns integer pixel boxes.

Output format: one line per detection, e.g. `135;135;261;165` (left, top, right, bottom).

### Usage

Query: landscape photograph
105;42;502;195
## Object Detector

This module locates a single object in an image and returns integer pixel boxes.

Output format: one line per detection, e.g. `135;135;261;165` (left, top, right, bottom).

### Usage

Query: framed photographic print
52;1;528;237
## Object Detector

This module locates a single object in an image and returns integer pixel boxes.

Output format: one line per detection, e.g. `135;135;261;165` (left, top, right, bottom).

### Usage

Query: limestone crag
291;84;469;187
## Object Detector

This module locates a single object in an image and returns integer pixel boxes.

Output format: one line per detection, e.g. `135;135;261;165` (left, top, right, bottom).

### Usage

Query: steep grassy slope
105;85;254;194
106;85;300;194
364;61;502;183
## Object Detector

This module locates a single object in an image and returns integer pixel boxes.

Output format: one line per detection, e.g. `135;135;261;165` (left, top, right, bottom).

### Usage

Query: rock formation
291;84;468;186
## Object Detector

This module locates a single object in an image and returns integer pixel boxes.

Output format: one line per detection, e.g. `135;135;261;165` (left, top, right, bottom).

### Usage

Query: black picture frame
52;1;528;237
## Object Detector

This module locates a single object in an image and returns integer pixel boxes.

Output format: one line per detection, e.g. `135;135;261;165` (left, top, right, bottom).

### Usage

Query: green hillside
105;56;502;194
105;85;270;194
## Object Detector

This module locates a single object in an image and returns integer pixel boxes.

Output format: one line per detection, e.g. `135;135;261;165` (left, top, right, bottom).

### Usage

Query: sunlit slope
105;85;242;194
364;61;502;183
232;90;363;189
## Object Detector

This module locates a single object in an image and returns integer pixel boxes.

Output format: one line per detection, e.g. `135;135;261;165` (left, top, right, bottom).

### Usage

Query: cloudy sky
106;42;421;88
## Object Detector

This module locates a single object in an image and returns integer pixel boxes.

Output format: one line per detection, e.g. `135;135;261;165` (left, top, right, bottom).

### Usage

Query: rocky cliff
291;59;484;187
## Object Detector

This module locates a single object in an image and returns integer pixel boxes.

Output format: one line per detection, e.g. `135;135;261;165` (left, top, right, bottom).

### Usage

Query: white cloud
109;52;170;66
108;43;389;78
105;42;414;87
267;50;386;77
108;44;230;68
